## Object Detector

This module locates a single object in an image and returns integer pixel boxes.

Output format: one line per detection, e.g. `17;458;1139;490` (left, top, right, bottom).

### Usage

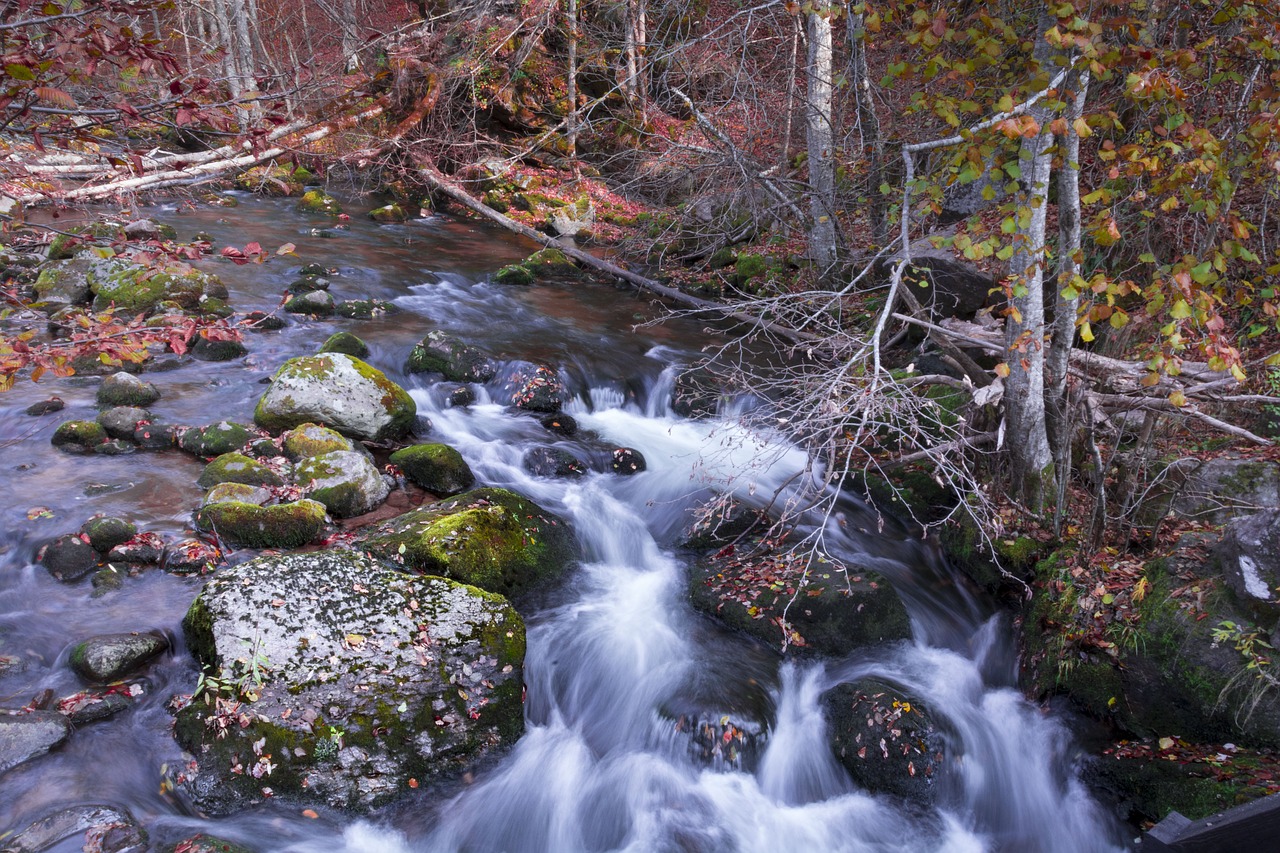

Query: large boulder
174;551;525;813
356;487;575;598
281;422;355;460
689;540;912;655
194;487;326;550
89;259;225;312
254;353;417;442
0;712;70;775
389;443;475;496
32;257;97;306
1216;509;1280;613
824;678;945;801
406;331;495;382
295;450;390;518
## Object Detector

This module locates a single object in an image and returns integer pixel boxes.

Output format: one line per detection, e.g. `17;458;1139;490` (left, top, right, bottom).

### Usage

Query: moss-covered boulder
296;189;342;216
80;516;137;553
97;372;159;408
493;263;535;286
369;203;408;223
179;421;256;458
357;487;575;598
689;539;911;655
525;247;580;276
824;678;945;801
194;497;326;550
254;353;417;442
281;423;355;460
51;420;108;453
88;259;224;312
174;550;525;813
234;163;313;196
406;331;495;382
68;632;168;683
336;299;396;319
283;290;335;316
197;452;285;490
295;450;389;518
319;331;369;358
33;258;98;305
389;443;475;496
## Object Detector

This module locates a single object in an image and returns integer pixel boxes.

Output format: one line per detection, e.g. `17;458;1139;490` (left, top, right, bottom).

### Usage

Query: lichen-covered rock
180;421;257;457
40;533;99;582
501;363;565;413
51;420;108;453
524;246;581;275
88;259;224;312
281;422;354;460
369;203;407;222
389;443;475;497
97;372;160;407
824;679;944;801
295;450;389;518
406;331;495;382
283;290;335;316
0;712;71;775
336;299;396;319
522;446;587;479
197;452;285;490
194;499;326;550
357;487;575;598
97;406;150;441
174;550;525;813
319;331;369;358
296;189;342;215
80;516;138;553
254;353;417;442
1;804;145;853
69;632;168;683
689;540;912;655
123;218;177;241
33;257;97;305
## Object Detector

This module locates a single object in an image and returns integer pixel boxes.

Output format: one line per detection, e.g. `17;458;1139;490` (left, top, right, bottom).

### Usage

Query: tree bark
846;7;887;247
1003;22;1061;509
805;8;838;278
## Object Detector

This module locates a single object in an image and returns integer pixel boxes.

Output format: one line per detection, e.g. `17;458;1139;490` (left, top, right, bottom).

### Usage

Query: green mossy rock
88;260;224;312
51;420;107;453
295;450;389;518
296;189;342;215
357;487;575;598
197;452;285;490
191;335;248;361
194;499;326;549
180;421;256;457
369;203;408;222
689;539;912;655
68;632;168;683
493;263;535;286
33;258;96;305
733;253;767;285
283;290;335;316
406;331;495;382
523;247;578;277
319;332;369;358
175;550;525;813
234;163;313;196
97;372;160;407
336;299;395;319
390;443;475;496
281;423;355;460
80;516;137;553
254;353;417;442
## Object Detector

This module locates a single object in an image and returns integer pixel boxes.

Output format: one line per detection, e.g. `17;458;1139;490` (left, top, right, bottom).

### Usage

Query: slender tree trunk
846;6;886;247
565;0;579;173
341;0;362;72
779;17;801;178
1004;22;1062;509
805;7;838;278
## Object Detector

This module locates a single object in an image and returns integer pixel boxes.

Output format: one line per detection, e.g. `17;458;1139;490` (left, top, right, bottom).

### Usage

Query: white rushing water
280;352;1127;853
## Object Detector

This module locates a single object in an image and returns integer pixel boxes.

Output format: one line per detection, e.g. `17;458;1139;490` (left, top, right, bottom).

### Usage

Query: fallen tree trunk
416;165;819;345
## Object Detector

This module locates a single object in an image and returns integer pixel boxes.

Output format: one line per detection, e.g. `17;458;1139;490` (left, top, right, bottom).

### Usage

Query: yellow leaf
1158;737;1175;750
346;633;365;646
1079;321;1094;342
1169;390;1186;407
1072;117;1092;138
994;362;1011;378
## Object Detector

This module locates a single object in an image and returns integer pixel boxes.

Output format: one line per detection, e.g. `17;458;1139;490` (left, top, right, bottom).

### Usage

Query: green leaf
4;64;35;82
1190;261;1214;283
1170;299;1191;319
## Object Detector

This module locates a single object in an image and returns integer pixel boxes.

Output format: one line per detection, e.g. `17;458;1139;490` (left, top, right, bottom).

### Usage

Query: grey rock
1217;509;1280;607
97;372;160;408
283;290;335;316
295;450;390;518
179;421;256;457
254;353;416;442
0;712;70;775
174;550;525;813
1;803;144;853
406;331;495;382
522;447;587;479
97;406;150;440
80;516;138;553
40;533;99;582
825;678;945;801
69;632;168;683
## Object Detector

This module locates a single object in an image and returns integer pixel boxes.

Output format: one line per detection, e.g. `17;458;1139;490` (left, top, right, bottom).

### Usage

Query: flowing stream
0;195;1129;852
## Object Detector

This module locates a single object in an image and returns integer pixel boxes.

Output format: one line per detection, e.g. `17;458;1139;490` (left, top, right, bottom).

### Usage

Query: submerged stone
0;712;70;775
174;550;525;813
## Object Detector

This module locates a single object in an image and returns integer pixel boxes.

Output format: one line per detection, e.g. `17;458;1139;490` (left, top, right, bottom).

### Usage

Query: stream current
0;195;1128;852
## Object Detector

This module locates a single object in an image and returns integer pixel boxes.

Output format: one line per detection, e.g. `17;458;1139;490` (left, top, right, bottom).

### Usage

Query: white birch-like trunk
805;9;838;276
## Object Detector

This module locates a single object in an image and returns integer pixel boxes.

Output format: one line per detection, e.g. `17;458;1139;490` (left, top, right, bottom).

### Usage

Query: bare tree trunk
565;0;579;173
341;0;361;72
846;7;886;247
1004;22;1061;509
779;17;800;178
805;8;838;278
